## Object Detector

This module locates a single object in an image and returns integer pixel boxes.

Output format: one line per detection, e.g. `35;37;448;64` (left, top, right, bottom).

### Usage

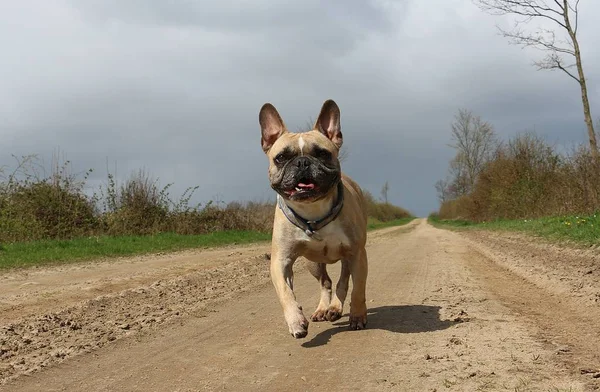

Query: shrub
0;156;96;242
102;169;171;235
363;190;412;221
437;131;600;221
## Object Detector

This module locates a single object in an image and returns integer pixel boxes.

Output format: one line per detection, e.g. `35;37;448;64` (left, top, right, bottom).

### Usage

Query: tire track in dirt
0;253;272;384
460;230;600;386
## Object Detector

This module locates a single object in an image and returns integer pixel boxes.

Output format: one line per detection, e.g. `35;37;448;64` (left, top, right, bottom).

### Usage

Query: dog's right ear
259;103;288;153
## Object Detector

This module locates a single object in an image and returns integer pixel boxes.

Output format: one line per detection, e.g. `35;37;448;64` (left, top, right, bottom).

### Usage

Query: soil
1;220;599;391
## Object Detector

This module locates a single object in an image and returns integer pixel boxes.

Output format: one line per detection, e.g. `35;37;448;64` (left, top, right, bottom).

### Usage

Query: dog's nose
296;157;311;169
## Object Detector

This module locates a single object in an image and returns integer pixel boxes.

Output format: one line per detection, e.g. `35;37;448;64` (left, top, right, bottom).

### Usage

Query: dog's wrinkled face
268;132;341;202
259;100;343;203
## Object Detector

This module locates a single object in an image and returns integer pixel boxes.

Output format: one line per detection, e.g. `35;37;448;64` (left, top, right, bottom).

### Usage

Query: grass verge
0;231;271;270
0;218;414;270
429;213;600;246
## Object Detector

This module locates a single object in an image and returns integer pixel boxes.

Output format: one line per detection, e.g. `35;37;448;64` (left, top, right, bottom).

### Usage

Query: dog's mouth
283;180;318;198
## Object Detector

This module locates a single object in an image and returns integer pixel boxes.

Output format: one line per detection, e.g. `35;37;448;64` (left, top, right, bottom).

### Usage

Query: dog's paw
349;313;367;330
288;318;309;338
286;309;309;338
310;308;328;322
325;306;343;322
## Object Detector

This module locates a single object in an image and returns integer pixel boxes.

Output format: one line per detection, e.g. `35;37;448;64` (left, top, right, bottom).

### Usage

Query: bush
438;195;473;220
0;156;97;242
363;190;412;221
101;169;171;235
437;132;600;221
0;156;277;243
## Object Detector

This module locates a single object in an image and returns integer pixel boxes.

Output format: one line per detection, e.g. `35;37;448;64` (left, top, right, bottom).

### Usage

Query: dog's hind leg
325;260;350;322
306;262;332;322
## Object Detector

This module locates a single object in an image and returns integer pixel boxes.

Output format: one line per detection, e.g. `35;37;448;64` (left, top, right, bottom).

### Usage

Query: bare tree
380;181;389;203
435;110;498;203
449;109;499;194
435;179;451;203
474;0;598;157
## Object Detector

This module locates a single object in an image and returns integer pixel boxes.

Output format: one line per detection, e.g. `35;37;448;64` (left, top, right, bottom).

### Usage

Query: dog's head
259;100;343;203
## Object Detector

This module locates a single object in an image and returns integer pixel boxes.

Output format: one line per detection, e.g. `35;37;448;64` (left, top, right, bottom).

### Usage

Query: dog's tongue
297;183;315;189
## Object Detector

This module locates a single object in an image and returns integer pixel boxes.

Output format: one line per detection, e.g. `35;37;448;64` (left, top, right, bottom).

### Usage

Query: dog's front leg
348;247;368;330
270;252;309;338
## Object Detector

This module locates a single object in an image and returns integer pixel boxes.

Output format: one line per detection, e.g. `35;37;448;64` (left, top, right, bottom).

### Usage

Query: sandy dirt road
2;220;600;391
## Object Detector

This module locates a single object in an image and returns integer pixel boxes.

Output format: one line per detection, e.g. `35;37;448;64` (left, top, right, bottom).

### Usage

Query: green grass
0;231;271;270
429;213;600;246
367;217;415;230
0;218;415;270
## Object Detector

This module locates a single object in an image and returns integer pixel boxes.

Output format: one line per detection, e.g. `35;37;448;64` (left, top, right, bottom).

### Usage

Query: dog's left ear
314;99;342;149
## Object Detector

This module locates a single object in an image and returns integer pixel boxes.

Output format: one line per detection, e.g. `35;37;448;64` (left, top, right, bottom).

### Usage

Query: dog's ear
259;103;288;153
314;99;342;149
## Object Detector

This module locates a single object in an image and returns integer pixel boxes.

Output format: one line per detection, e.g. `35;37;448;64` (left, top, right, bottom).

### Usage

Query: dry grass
0;155;275;243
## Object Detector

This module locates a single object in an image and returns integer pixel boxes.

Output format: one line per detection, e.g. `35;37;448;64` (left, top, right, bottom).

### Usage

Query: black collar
277;181;344;240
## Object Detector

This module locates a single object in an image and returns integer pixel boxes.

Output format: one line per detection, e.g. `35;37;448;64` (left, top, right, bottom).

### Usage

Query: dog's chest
300;223;350;263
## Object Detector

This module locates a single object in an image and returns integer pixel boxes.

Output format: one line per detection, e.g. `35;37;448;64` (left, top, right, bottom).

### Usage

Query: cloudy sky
1;0;599;216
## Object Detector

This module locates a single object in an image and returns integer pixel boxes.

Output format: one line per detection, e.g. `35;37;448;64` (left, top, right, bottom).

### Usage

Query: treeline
0;155;410;243
435;109;600;221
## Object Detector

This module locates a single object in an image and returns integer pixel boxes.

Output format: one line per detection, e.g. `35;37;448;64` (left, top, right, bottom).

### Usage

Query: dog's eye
274;153;286;164
315;148;332;160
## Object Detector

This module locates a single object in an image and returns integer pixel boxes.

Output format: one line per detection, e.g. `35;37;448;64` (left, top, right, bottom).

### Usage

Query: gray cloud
1;0;599;216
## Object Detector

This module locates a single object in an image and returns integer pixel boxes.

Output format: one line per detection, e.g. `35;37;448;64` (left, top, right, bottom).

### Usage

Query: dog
258;99;369;339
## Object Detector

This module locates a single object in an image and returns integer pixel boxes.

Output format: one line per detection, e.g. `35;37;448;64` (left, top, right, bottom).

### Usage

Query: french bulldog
259;99;369;338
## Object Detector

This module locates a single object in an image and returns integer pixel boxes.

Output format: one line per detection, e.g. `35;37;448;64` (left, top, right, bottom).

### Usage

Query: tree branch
534;53;580;82
500;28;575;55
569;0;580;35
476;0;568;28
552;0;564;11
555;60;580;83
474;0;597;154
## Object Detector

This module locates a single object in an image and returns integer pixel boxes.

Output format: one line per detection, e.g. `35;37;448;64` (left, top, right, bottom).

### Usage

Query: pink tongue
297;183;315;189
